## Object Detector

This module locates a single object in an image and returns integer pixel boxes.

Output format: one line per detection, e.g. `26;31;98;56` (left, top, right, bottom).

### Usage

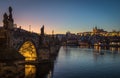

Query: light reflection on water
25;65;36;78
0;46;120;78
93;46;120;53
0;62;53;78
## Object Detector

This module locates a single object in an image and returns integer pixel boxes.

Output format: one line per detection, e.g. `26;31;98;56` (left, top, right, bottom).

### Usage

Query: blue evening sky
0;0;120;34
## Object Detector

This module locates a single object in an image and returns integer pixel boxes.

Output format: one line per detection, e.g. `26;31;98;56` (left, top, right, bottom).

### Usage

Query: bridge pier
37;45;60;61
36;35;60;62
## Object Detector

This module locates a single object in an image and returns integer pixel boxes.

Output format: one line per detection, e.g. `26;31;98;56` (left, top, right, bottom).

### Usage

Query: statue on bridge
39;25;45;47
8;6;14;26
41;25;44;36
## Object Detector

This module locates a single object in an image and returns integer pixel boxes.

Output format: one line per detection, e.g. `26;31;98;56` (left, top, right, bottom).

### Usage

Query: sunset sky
0;0;120;34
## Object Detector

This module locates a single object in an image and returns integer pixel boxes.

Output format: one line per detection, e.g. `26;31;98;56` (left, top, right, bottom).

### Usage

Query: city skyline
0;0;120;34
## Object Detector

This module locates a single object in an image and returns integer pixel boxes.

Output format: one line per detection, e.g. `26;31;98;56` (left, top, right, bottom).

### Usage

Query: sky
0;0;120;34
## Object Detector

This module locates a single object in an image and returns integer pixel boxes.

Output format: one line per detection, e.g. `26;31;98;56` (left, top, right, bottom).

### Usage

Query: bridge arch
18;39;38;61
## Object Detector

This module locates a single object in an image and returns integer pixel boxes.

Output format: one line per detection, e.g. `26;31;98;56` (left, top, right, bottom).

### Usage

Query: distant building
108;31;120;36
56;34;66;41
93;26;107;34
66;31;76;39
77;32;93;36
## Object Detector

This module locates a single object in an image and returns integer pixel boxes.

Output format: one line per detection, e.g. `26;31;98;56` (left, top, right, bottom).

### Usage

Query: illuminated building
93;26;107;35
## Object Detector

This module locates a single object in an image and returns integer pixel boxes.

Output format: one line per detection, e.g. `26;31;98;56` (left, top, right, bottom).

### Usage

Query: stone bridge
0;27;60;61
0;6;60;61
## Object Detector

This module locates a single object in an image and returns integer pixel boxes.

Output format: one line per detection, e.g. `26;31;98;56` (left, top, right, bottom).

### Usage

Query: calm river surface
0;46;120;78
53;46;120;78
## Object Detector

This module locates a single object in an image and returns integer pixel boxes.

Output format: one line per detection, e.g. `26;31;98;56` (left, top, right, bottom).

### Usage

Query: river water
53;46;120;78
0;46;120;78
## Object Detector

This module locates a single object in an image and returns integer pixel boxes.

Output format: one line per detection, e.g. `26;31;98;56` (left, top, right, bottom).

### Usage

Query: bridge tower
2;6;14;47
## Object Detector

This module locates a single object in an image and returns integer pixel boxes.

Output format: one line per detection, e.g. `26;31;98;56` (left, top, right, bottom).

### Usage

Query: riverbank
0;46;24;61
